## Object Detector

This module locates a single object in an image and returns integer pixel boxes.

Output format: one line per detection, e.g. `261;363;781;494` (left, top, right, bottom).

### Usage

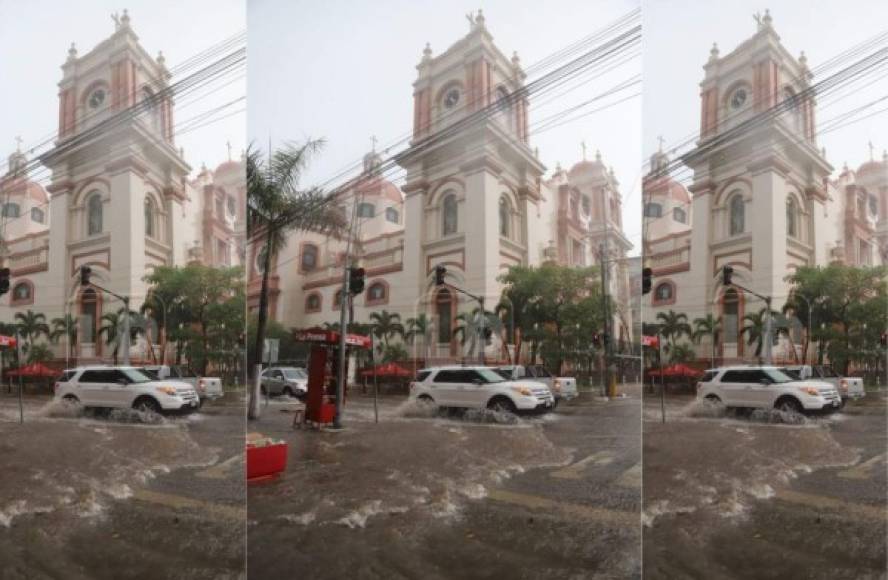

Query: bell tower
683;10;832;320
40;10;191;357
397;11;545;344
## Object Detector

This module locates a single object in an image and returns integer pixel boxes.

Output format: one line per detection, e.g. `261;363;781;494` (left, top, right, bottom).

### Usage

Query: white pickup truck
140;365;224;404
780;365;865;404
492;364;578;402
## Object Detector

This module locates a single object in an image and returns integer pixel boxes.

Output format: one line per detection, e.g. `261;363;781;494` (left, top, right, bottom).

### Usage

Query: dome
214;159;243;176
355;175;403;204
857;159;885;178
644;174;690;204
568;151;607;178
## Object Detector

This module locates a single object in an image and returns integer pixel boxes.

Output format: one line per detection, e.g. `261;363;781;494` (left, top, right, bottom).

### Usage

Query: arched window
723;288;739;344
87;193;103;236
644;202;662;218
499;196;510;237
81;288;98;343
442;193;458;235
385;207;399;224
300;244;318;272
305;293;321;313
581;196;591;216
729;194;745;236
495;86;511;112
144;197;156;238
30;207;45;223
333;289;343;308
141;86;161;132
654;283;673;302
367;282;387;304
436;288;453;343
1;203;20;218
12;282;31;302
786;197;797;237
673;207;687;224
357;203;375;218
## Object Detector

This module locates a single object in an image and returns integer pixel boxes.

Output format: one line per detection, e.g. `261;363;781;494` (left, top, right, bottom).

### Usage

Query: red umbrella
360;362;412;378
648;364;702;378
7;363;58;378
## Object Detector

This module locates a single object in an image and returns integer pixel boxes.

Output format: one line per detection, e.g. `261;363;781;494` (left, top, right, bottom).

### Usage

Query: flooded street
0;394;246;580
248;389;642;579
642;392;888;579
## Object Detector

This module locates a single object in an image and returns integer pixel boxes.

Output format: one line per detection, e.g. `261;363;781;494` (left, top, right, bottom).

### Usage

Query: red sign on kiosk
293;328;371;426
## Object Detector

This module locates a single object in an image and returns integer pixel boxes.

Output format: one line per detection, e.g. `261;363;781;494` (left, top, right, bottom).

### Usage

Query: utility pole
333;197;360;430
600;176;613;397
478;295;486;365
122;296;131;365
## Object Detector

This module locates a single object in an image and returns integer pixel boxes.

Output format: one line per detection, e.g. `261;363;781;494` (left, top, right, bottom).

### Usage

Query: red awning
7;363;58;378
647;364;702;378
360;362;412;378
293;328;372;349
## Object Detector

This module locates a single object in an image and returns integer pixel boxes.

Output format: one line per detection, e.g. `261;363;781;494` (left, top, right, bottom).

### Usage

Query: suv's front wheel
487;396;517;415
133;397;162;415
775;397;803;414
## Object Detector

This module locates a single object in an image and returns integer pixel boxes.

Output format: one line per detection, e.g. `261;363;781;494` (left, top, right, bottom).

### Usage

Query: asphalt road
0;394;246;580
642;392;888;580
247;387;642;580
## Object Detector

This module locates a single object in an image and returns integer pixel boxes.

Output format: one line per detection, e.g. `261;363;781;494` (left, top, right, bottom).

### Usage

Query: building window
357;202;375;218
2;203;20;218
87;193;103;235
227;195;236;217
305;293;321;313
333;289;343;308
145;198;156;238
723;288;739;344
582;196;591;216
436;289;453;343
385;207;399;224
673;207;687;224
442;193;458;235
644;202;662;218
216;196;225;219
217;239;230;266
653;282;674;305
12;282;31;302
81;288;98;343
30;207;45;224
729;194;745;236
141;86;161;132
300;244;319;272
367;282;387;304
499;196;510;237
786;197;797;238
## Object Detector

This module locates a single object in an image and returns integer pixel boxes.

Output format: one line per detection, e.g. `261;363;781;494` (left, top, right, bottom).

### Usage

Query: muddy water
0;400;216;530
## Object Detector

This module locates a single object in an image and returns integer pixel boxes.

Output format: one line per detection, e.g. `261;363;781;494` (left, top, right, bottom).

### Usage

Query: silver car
260;367;308;398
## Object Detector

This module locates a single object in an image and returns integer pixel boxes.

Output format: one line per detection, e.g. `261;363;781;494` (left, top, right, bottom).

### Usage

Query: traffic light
722;265;733;286
80;265;92;286
642;267;652;295
0;268;9;296
881;332;887;347
348;267;365;295
434;265;447;286
482;326;493;344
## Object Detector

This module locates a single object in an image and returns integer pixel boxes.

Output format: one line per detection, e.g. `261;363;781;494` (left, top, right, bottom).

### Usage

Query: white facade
644;14;887;363
252;14;634;361
0;13;245;363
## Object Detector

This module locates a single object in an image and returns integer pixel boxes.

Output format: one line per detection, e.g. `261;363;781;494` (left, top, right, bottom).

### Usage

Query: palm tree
15;310;49;359
27;343;53;365
692;313;721;368
741;307;782;361
50;314;78;346
247;140;344;419
405;314;432;360
655;310;691;353
453;307;497;360
368;310;404;350
669;342;696;364
97;308;142;365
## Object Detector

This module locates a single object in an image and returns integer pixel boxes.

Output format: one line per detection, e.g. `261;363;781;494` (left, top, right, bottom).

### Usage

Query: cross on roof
14;136;23;152
581;141;587;161
869;140;875;161
657;135;665;152
226;141;232;161
370;135;377;152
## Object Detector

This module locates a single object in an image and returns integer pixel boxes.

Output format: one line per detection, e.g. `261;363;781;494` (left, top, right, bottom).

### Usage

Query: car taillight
839;379;848;392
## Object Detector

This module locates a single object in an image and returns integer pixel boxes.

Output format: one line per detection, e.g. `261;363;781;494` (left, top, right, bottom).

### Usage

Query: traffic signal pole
434;265;485;364
79;266;132;365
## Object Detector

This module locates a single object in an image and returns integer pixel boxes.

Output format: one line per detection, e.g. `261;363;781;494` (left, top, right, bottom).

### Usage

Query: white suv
697;366;841;413
55;366;200;414
409;366;555;414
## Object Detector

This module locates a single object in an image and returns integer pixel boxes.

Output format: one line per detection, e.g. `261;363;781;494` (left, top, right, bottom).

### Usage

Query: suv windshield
282;369;304;380
120;368;154;383
763;368;795;384
476;368;506;383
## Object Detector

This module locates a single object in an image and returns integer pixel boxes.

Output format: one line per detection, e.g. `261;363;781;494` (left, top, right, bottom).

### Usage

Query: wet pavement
0;393;246;580
642;391;888;580
247;387;642;580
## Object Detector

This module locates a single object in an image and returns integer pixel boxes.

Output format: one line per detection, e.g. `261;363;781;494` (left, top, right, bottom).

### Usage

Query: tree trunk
249;227;275;420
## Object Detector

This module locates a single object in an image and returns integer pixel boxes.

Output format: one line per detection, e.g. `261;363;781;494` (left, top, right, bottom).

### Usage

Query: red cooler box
247;439;288;481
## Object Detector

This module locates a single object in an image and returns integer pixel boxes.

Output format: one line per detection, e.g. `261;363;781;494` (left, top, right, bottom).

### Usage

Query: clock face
730;88;747;110
443;88;460;109
88;89;106;110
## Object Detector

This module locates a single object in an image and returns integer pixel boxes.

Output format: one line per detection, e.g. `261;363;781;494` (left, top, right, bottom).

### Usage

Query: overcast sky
644;0;888;176
249;0;643;254
0;0;245;181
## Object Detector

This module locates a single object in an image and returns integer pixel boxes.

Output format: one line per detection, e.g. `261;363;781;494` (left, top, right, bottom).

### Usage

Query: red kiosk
294;328;372;426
